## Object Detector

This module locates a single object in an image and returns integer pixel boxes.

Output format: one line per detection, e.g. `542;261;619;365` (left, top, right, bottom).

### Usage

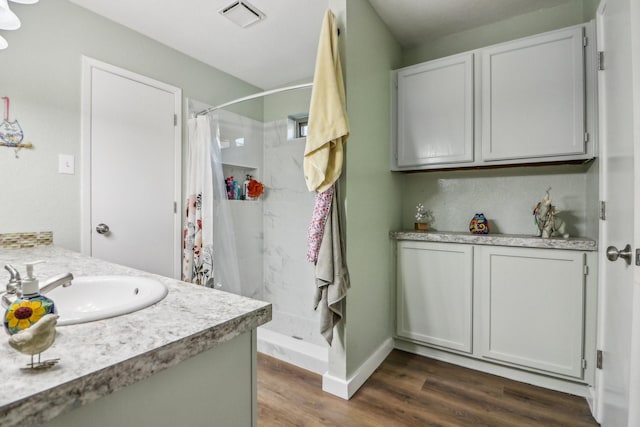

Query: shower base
257;326;328;375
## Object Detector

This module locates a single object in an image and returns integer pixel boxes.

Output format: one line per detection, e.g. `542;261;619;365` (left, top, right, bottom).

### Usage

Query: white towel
304;10;349;193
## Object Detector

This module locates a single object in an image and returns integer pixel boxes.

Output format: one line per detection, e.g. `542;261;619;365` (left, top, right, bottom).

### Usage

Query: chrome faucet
4;264;21;292
2;264;22;308
40;272;74;294
2;265;73;308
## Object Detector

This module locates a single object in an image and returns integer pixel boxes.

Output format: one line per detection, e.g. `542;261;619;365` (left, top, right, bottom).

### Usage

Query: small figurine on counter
8;313;59;370
414;203;434;231
469;213;490;234
533;188;569;239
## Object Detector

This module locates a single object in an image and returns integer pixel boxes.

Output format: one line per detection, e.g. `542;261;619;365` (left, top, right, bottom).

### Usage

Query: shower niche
219;110;263;202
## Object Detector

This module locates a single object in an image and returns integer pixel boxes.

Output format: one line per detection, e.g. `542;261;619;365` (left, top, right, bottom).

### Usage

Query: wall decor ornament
533;187;569;238
0;96;32;157
469;213;490;234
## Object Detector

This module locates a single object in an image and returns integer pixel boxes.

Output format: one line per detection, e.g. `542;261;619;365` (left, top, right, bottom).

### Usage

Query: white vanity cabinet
395;53;474;167
391;23;595;171
481;27;586;162
475;246;586;379
396;241;473;353
394;236;597;391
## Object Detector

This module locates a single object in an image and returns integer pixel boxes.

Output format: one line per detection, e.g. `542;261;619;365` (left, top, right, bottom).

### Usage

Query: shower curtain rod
196;82;314;116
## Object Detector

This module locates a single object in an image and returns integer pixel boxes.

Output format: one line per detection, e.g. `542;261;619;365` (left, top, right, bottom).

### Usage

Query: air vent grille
219;1;265;28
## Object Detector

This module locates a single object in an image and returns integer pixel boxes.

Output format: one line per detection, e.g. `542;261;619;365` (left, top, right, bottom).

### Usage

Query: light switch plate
58;154;75;175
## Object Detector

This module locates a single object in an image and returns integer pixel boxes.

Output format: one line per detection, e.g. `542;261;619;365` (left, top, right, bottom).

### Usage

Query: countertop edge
389;231;598;251
8;305;271;427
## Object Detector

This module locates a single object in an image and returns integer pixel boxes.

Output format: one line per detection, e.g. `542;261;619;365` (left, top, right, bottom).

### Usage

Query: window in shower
288;113;309;139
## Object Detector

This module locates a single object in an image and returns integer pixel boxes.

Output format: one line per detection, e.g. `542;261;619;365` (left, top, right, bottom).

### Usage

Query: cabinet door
397;241;473;353
481;27;585;161
477;246;585;378
396;53;474;167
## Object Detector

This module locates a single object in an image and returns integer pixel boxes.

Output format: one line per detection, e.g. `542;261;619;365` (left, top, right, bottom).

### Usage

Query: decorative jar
469;213;490;234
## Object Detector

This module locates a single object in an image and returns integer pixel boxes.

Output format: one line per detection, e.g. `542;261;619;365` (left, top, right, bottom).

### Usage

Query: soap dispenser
3;261;57;335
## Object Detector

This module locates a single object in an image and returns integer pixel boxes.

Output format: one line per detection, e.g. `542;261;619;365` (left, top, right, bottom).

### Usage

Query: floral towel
307;185;334;263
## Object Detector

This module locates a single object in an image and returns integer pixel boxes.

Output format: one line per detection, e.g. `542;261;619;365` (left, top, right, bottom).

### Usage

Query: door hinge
582;359;587;369
583;265;589;276
597;51;605;71
600;201;606;220
636;248;640;266
173;201;177;214
584;132;590;143
583;36;588;47
596;350;603;369
173;114;178;126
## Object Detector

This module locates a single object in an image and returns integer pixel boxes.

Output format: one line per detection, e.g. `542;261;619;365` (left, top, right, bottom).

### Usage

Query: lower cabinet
396;241;473;353
396;241;594;383
476;246;586;379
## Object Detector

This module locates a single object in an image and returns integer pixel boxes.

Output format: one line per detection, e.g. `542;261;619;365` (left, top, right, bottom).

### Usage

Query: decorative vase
414;222;429;231
469;213;490;234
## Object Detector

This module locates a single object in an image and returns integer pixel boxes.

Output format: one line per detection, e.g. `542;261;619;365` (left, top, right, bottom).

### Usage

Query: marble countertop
390;230;597;251
0;246;271;427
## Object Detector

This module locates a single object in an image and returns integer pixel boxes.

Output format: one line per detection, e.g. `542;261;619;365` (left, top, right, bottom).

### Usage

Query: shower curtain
183;116;214;286
183;112;243;295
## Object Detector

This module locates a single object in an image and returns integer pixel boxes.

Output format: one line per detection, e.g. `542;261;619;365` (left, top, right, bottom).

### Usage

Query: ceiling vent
219;1;265;28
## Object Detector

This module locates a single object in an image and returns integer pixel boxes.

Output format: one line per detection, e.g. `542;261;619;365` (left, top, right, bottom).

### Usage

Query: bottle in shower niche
233;180;241;200
225;176;234;200
243;175;252;201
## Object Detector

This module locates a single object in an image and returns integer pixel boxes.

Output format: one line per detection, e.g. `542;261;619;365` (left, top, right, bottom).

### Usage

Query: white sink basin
46;275;168;326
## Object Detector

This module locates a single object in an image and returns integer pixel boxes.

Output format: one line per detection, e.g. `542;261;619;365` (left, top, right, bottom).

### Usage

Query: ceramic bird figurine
8;313;59;369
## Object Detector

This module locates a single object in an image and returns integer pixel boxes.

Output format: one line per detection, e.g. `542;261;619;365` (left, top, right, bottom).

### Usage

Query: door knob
606;244;632;265
96;223;110;235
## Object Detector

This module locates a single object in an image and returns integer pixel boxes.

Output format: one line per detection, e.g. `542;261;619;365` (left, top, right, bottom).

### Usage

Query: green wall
0;0;261;250
403;0;597;66
326;0;403;382
263;79;313;123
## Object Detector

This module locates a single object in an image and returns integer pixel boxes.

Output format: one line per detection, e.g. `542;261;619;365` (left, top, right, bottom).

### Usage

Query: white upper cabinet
481;27;586;161
391;24;595;171
395;53;474;167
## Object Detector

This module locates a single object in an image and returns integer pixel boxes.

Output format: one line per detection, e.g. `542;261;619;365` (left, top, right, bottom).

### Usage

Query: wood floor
257;350;599;427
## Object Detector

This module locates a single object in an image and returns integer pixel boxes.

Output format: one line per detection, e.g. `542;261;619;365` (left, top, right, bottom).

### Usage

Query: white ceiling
68;0;575;90
68;0;329;89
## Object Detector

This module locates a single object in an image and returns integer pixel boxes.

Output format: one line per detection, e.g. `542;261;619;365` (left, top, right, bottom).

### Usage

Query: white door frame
595;0;640;424
80;56;182;279
627;0;640;424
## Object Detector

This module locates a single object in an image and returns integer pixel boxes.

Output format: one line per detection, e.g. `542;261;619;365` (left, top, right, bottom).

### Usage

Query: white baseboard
322;337;394;400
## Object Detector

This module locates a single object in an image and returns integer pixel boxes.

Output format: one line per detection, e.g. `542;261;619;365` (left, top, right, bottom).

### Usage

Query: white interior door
81;58;181;279
596;0;639;424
